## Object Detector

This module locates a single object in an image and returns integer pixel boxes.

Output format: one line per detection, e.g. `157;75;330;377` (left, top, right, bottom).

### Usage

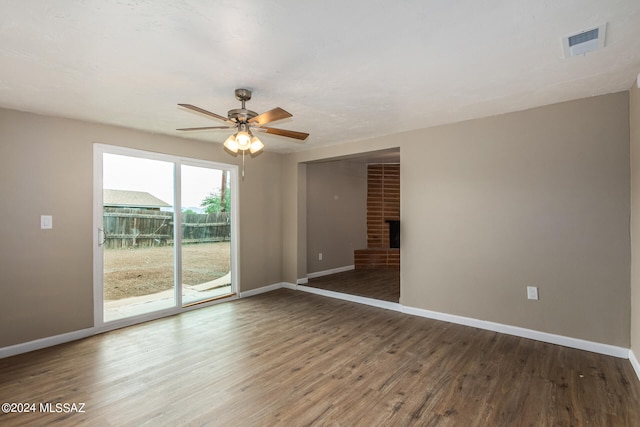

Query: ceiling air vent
562;23;606;58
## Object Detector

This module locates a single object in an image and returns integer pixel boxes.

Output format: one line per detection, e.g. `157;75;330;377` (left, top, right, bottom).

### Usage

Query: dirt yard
103;242;230;300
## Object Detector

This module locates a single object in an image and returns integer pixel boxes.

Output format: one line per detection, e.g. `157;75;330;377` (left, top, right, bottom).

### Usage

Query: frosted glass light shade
224;134;239;153
224;127;264;155
249;136;264;154
235;131;251;150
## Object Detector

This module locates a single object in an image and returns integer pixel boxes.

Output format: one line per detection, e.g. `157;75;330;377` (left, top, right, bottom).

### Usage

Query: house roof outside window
103;189;171;209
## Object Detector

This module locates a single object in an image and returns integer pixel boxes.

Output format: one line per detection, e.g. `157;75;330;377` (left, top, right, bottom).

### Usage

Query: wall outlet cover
40;215;53;229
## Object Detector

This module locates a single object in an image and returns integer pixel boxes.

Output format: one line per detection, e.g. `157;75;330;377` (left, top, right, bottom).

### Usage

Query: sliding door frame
92;143;239;332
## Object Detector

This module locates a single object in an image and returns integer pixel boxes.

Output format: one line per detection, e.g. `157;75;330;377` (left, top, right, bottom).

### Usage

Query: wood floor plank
1;289;639;426
307;269;400;302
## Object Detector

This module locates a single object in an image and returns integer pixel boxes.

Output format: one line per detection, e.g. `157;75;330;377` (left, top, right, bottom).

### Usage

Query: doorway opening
304;148;400;303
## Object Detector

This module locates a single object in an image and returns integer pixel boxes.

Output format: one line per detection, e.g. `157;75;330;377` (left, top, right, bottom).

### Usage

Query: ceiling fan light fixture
249;135;264;154
235;130;252;150
224;134;239;153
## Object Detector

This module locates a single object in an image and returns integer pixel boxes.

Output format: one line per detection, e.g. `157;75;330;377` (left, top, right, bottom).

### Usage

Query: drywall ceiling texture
0;108;284;348
0;1;639;153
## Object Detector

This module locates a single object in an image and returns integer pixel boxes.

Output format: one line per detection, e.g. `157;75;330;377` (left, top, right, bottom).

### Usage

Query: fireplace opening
387;220;400;249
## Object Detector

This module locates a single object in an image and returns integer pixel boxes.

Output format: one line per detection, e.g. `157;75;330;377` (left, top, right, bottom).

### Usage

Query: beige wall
631;78;640;355
401;93;630;346
306;160;367;273
0;108;283;348
2;89;633;350
283;92;631;346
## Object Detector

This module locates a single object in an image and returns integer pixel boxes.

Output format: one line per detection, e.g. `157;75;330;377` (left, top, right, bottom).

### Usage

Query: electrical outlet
318;252;323;261
527;286;539;300
40;215;53;229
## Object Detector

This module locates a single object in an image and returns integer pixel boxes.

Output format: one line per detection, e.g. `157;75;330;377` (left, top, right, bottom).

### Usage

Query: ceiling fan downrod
228;88;258;123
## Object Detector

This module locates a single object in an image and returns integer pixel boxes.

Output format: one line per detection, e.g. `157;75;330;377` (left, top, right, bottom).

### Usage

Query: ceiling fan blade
249;107;292;125
256;126;309;141
177;126;234;131
178;104;230;122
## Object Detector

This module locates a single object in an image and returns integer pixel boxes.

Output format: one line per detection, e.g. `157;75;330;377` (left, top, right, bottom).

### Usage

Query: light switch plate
527;286;539;300
40;215;53;229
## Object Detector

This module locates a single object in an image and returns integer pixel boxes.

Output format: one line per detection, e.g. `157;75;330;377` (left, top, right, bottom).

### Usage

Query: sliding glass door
94;145;237;327
101;153;176;321
181;165;232;305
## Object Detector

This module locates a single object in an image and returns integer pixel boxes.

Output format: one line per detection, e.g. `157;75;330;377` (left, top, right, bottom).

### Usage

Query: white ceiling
1;0;639;153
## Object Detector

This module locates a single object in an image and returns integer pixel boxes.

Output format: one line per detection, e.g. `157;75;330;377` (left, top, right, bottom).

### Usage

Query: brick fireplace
354;163;400;269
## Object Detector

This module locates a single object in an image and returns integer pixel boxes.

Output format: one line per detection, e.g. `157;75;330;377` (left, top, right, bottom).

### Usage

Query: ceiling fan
177;88;309;154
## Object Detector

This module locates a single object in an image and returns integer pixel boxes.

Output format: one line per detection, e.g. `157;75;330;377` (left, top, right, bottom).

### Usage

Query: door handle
98;228;107;246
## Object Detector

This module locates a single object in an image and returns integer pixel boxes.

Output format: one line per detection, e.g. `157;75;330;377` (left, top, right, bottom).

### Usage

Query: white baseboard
296;278;308;285
241;281;402;313
243;284;631;360
0;328;94;359
297;285;402;312
3;283;634;367
630;350;640;380
307;265;355;279
239;282;286;298
402;305;629;359
3;282;281;359
240;282;298;295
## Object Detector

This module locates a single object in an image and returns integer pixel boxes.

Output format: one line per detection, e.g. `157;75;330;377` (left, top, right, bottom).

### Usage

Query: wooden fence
103;207;230;249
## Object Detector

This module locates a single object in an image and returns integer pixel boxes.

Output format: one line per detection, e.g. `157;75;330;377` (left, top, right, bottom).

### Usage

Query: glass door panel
181;165;232;305
102;153;176;322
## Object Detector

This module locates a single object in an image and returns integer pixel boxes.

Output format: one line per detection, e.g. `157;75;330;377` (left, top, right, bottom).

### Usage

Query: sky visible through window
103;153;223;211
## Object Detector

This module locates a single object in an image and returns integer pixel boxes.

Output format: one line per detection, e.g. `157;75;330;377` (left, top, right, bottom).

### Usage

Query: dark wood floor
307;268;400;302
1;289;639;426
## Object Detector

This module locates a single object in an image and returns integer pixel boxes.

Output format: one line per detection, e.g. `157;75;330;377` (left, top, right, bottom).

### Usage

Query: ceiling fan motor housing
227;108;258;123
